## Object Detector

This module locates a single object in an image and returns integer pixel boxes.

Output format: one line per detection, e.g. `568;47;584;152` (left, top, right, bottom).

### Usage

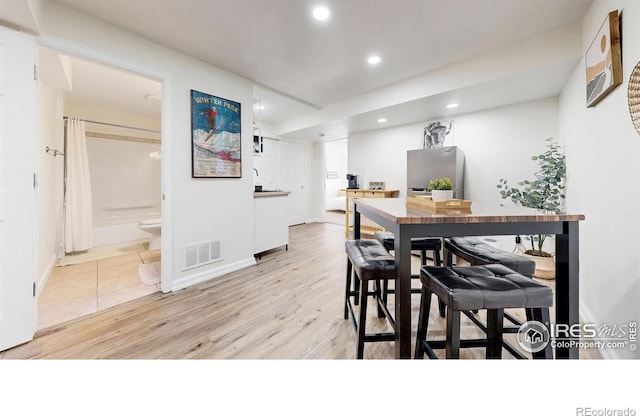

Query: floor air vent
182;239;223;271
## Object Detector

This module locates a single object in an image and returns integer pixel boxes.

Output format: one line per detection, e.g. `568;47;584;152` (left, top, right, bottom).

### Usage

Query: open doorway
36;48;163;330
324;139;348;227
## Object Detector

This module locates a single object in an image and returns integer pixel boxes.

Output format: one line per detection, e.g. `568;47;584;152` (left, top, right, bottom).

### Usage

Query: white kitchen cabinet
254;192;290;256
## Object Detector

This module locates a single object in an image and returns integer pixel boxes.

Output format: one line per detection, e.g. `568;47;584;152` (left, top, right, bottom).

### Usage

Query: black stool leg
433;248;442;266
437;248;450;318
445;307;461;359
529;307;553;359
344;259;352;320
445;249;453;266
420;249;427;266
374;279;385;318
353;270;360;306
437;247;446;318
382;279;389;308
414;285;433;359
486;309;505;359
356;279;369;359
438;299;446;318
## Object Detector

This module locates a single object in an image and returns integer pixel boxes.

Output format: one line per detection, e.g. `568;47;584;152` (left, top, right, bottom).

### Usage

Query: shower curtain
64;118;94;253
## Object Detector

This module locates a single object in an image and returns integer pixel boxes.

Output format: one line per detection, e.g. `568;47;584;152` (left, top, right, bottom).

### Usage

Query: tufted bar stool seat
415;264;553;359
443;236;538;330
344;239;397;359
374;231;442;268
444;237;536;276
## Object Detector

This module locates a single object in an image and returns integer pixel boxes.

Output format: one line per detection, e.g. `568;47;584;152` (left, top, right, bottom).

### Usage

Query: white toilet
139;218;161;250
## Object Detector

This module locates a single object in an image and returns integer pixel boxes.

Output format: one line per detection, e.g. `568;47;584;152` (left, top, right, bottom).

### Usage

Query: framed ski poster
190;89;242;178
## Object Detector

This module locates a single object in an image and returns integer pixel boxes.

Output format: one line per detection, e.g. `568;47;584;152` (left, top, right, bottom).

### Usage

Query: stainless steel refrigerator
407;146;465;198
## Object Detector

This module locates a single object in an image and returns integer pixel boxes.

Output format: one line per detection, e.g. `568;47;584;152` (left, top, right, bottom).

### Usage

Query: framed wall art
191;89;242;178
585;10;622;108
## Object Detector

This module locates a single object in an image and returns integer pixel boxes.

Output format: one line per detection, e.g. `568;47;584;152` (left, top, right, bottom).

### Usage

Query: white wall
453;98;559;206
559;0;640;359
349;98;559;204
36;83;64;295
349;123;420;196
307;141;324;222
35;1;256;291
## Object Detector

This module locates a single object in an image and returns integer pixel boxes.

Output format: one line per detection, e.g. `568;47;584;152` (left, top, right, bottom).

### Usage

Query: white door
279;140;305;226
260;137;279;190
0;26;37;351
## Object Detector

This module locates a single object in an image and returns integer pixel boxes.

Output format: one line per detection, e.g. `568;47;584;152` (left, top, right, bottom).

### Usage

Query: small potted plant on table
429;177;454;202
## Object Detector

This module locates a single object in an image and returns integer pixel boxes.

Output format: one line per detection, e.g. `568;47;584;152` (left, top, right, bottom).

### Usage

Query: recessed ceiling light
313;6;330;21
255;104;265;110
377;118;387;123
368;56;381;65
446;103;459;109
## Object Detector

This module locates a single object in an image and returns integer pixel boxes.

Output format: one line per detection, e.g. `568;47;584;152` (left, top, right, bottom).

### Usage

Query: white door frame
35;37;174;295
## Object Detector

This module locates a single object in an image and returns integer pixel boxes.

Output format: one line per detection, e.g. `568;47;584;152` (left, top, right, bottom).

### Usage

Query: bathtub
92;204;160;248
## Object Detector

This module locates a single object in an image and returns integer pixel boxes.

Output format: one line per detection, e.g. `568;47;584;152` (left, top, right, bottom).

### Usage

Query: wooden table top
355;198;585;225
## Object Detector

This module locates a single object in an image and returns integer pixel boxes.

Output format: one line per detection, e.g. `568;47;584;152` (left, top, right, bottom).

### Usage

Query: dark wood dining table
353;198;585;359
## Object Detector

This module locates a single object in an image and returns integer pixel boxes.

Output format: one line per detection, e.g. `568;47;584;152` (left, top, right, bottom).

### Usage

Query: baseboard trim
36;254;58;299
580;299;615;359
170;257;257;292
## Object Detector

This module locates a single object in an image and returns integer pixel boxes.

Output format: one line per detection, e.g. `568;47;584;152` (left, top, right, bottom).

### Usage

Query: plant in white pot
496;138;566;279
429;177;454;202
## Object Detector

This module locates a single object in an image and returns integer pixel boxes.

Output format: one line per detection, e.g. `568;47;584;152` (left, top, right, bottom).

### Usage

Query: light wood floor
2;221;600;359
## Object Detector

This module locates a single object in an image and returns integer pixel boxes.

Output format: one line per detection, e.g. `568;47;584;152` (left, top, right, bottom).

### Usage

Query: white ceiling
40;0;593;141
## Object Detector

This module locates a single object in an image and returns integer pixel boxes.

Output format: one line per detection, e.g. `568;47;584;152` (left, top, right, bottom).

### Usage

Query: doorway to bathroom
37;48;163;330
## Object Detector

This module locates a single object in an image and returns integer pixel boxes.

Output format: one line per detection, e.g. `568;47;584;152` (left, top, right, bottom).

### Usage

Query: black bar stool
373;231;446;315
415;264;553;359
443;237;538;332
344;239;396;359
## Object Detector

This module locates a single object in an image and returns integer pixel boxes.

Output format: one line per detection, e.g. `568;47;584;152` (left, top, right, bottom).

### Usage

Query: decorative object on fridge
585;10;622;108
191;89;242;178
423;120;453;148
628;60;640;136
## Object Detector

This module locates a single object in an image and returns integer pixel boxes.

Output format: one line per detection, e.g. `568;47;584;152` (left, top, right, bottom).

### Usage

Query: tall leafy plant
497;138;566;256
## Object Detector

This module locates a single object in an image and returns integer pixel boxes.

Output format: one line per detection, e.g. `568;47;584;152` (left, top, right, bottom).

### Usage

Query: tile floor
37;245;161;331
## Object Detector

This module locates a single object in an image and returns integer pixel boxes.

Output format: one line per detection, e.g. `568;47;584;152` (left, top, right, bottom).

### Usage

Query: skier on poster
202;106;221;141
202;106;218;132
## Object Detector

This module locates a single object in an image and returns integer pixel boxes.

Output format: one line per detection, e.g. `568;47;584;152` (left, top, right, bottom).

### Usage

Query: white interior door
0;26;37;351
279;140;305;226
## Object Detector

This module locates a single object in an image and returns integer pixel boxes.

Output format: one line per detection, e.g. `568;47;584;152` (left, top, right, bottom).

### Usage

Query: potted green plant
429;177;454;202
496;138;566;279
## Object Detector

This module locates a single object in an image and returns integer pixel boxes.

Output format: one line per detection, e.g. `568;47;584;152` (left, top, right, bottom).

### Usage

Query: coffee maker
346;174;359;189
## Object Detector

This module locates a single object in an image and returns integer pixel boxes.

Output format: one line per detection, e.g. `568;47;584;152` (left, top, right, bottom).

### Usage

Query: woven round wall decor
629;60;640;136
